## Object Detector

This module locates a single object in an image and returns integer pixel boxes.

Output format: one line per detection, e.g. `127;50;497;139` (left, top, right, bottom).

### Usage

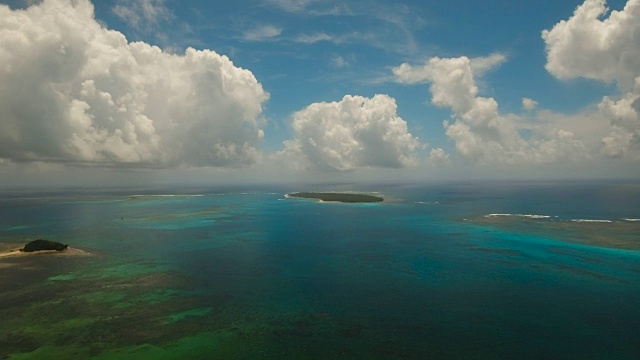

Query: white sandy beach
0;244;91;258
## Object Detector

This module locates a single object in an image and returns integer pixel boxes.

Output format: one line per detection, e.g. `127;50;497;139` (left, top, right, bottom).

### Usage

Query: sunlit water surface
1;182;639;359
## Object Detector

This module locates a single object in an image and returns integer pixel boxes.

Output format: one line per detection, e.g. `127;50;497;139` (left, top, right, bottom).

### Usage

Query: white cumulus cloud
543;0;640;159
280;95;424;171
543;0;640;89
598;77;640;158
394;55;587;165
427;148;450;167
0;0;269;168
522;98;539;111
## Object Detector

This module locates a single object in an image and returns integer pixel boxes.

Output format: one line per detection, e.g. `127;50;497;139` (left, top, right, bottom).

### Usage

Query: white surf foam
570;219;613;223
485;214;551;219
131;194;205;197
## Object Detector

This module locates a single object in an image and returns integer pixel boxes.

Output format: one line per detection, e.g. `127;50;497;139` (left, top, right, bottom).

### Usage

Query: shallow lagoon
1;182;639;359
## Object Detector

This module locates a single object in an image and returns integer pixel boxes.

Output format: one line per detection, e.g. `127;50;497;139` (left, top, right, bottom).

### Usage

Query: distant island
287;192;383;203
21;239;68;252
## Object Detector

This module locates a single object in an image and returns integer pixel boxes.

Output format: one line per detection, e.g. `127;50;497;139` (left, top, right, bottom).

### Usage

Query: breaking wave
483;213;640;224
570;219;613;223
485;214;552;219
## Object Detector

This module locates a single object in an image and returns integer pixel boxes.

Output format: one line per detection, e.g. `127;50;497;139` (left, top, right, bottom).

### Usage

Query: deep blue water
0;181;639;359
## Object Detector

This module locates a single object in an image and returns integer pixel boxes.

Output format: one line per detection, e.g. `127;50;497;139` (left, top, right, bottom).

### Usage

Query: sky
0;0;639;187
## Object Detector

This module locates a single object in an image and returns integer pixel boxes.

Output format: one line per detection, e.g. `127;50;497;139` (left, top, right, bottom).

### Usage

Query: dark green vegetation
288;192;383;203
21;239;68;252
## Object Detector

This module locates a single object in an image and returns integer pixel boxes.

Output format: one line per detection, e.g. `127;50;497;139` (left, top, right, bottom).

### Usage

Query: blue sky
94;0;617;148
0;0;638;186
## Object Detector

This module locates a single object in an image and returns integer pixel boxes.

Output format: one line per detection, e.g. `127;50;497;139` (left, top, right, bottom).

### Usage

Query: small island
287;192;384;203
0;239;89;259
21;239;68;252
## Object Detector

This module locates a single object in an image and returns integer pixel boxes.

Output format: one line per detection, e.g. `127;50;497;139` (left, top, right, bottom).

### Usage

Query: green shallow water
1;183;639;359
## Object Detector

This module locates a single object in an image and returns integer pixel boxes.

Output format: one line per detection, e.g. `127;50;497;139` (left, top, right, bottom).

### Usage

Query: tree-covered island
287;192;383;203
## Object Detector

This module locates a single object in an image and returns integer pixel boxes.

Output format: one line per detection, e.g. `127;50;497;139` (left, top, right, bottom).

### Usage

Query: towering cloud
543;0;640;89
281;94;423;171
0;0;269;168
543;0;640;159
394;55;586;164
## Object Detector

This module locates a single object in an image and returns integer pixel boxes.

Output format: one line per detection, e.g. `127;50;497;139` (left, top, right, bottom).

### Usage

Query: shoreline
0;244;92;258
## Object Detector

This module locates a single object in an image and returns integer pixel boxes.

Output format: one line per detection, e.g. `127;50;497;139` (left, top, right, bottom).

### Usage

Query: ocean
0;181;639;359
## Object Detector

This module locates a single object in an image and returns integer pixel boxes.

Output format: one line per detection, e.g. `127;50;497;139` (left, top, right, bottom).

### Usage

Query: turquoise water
0;182;639;359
